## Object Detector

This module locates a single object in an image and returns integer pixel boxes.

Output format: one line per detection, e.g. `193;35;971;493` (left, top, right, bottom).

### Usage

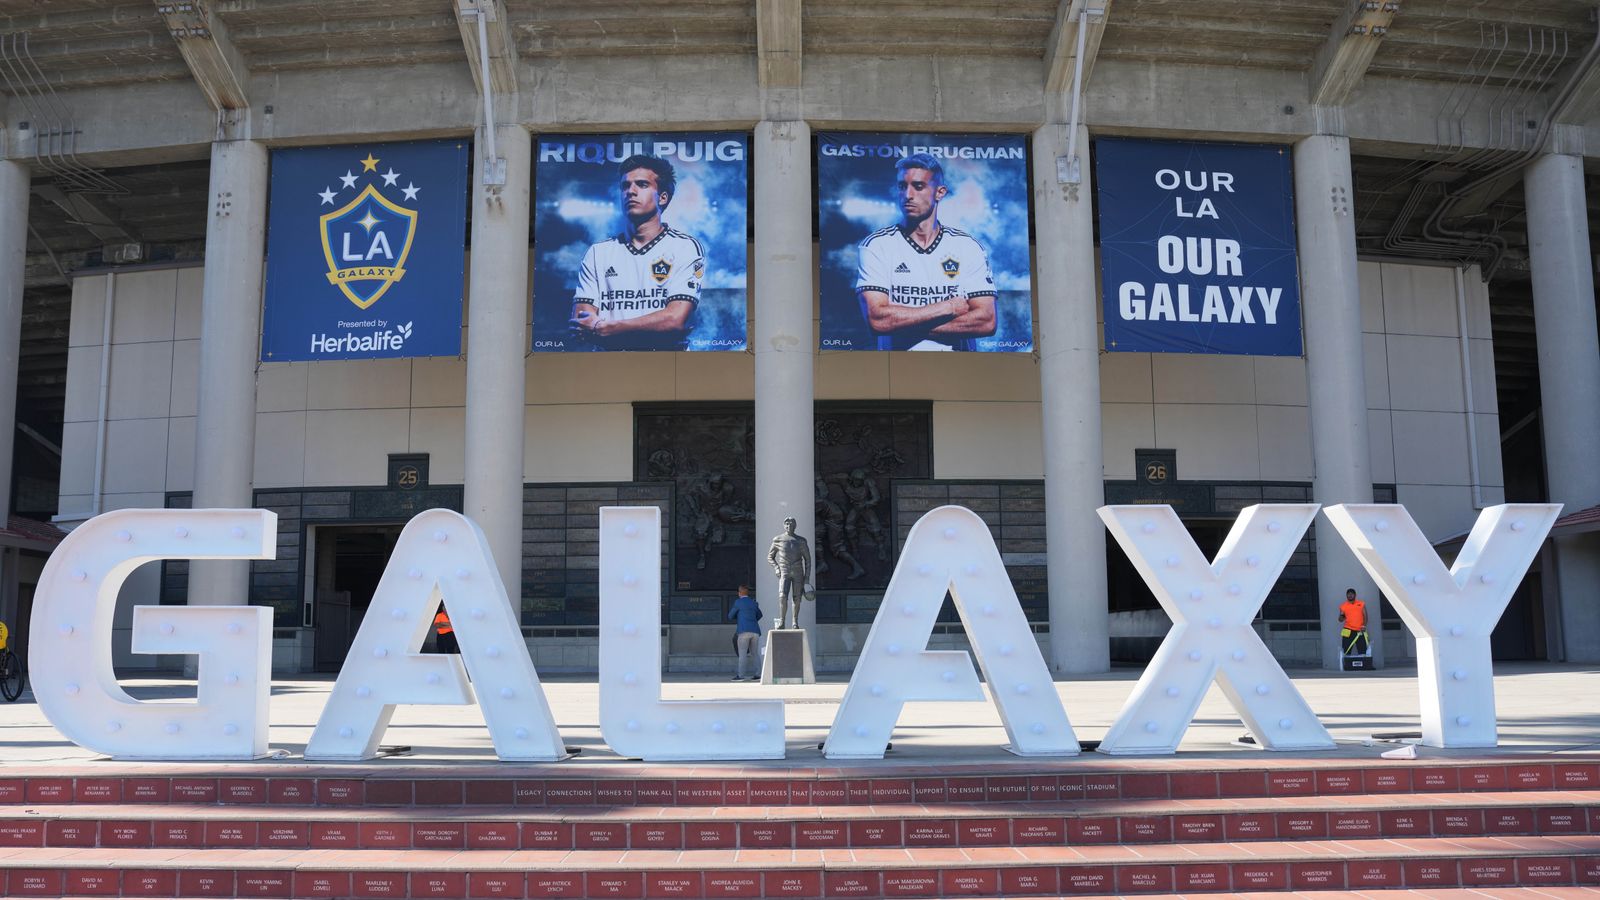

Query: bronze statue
766;516;812;629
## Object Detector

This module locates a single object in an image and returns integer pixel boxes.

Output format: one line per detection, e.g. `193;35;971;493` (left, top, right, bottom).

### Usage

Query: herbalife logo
310;320;414;354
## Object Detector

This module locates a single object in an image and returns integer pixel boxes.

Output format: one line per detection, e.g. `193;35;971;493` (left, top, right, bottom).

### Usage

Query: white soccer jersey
573;226;703;350
854;225;996;351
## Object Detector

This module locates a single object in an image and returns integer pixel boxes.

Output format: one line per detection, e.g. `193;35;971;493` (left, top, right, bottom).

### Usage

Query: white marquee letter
599;507;784;760
824;506;1076;759
30;508;276;759
1322;503;1559;748
306;510;564;761
1098;504;1334;754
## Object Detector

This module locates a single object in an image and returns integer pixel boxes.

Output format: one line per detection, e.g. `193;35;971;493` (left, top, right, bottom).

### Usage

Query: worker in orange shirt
1338;588;1369;657
432;607;457;654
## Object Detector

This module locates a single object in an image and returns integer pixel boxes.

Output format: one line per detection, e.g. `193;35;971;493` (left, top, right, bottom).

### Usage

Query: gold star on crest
356;211;380;232
360;153;380;172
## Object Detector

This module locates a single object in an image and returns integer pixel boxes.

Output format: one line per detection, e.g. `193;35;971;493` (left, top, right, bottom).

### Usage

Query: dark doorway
1491;564;1542;661
1106;520;1230;664
311;524;404;672
1106;520;1230;613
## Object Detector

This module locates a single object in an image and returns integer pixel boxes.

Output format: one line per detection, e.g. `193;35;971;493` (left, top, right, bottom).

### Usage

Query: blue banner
1096;137;1302;356
532;133;748;352
817;132;1033;353
261;140;468;361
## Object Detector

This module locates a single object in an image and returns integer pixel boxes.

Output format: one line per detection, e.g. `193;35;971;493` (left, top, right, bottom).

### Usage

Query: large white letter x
1098;504;1334;754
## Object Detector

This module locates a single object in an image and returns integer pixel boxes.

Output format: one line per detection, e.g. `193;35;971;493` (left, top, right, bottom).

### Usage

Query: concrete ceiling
0;1;1586;89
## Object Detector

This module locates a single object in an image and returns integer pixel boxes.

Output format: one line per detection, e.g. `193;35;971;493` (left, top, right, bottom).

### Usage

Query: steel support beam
1310;0;1399;107
757;0;803;92
155;0;250;110
1044;0;1113;94
456;0;519;98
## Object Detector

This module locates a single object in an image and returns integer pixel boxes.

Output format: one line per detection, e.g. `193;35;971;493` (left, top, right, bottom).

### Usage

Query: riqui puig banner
1095;137;1303;356
817;132;1033;353
261;140;469;361
532;133;748;352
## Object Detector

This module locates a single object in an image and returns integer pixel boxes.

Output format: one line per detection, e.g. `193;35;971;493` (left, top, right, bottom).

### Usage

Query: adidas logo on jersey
894;262;911;273
604;266;618;277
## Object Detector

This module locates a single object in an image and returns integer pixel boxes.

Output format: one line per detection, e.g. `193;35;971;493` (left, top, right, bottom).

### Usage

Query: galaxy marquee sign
30;502;1555;762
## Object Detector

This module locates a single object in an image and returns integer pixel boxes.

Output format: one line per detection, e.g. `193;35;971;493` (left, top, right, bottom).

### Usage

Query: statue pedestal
760;628;815;685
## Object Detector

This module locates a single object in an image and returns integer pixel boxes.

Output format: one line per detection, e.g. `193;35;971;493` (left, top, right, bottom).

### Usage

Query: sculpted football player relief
532;135;749;353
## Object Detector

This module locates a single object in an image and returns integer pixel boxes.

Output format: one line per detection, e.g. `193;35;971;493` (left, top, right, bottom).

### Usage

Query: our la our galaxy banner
532;133;748;352
261;140;468;361
1096;137;1303;356
817;132;1033;353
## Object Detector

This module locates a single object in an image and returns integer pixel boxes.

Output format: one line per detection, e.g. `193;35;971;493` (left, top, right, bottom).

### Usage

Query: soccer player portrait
854;152;997;351
570;154;704;351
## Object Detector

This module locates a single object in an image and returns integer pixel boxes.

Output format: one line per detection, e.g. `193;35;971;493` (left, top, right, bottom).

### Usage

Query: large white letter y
1322;503;1559;747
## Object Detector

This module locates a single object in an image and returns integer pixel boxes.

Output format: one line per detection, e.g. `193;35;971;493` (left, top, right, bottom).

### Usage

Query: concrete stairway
2;759;1599;897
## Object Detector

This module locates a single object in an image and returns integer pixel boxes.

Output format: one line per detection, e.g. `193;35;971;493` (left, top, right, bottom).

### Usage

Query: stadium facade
0;1;1595;677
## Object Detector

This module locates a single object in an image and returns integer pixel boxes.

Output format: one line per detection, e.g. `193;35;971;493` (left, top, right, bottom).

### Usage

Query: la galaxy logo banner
262;140;469;361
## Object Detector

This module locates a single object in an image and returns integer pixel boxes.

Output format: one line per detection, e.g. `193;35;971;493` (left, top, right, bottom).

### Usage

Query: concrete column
188;139;268;608
1524;150;1600;661
464;125;532;598
0;160;26;525
1032;120;1109;674
752;120;816;632
1293;133;1379;669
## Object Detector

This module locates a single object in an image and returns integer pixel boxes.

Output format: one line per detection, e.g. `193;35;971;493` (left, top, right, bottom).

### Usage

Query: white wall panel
525;403;633;482
110;268;177;345
106;342;175;421
254;411;308;489
1252;355;1308;407
1391;410;1472;486
303;408;409;486
409;406;466;483
1151;354;1256;405
1098;352;1152;404
1101;403;1156;479
305;358;413;410
1385;334;1466;412
1257;404;1314;481
933;402;1042;479
817;352;891;399
1151;403;1259;480
1380;263;1458;337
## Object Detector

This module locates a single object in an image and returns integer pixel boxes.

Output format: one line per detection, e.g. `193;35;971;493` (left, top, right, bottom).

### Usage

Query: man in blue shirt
728;584;762;681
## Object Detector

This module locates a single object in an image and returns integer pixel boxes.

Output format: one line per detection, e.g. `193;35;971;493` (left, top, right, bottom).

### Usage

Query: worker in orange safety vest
1338;588;1369;657
433;607;457;654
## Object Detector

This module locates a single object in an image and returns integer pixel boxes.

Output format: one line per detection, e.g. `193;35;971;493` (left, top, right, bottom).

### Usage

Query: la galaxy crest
941;257;960;280
651;258;672;284
318;152;422;310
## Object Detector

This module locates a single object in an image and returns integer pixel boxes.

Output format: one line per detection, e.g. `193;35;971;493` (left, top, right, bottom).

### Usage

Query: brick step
3;836;1600;897
1056;883;1600;890
7;759;1598;808
4;790;1598;851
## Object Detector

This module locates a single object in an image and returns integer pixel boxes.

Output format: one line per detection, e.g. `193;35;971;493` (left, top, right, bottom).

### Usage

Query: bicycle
0;647;22;702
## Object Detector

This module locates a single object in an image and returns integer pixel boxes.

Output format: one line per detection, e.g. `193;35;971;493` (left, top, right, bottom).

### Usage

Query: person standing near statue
727;584;762;681
767;516;812;630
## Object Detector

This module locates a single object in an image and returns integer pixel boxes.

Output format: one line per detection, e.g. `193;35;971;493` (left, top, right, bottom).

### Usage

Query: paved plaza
2;663;1597;769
